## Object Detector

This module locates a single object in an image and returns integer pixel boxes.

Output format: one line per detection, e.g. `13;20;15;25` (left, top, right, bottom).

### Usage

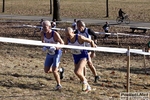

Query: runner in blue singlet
41;20;64;90
64;27;96;92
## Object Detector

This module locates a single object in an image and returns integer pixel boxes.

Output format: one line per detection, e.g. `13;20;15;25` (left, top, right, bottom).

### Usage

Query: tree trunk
50;0;52;14
53;0;61;21
2;0;5;12
106;0;109;17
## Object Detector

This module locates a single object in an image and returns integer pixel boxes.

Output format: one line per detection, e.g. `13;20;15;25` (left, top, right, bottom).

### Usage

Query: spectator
118;8;126;20
72;19;77;30
39;19;44;31
51;19;57;28
33;19;44;35
40;19;44;25
148;41;150;52
103;22;110;40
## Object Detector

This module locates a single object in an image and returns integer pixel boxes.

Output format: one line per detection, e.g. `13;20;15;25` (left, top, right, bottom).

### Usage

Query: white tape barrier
20;25;115;35
96;47;143;54
95;32;117;35
0;37;150;55
22;25;65;31
134;51;150;55
0;37;121;53
137;27;150;30
12;25;113;35
95;32;150;38
10;24;150;38
18;24;150;37
117;33;150;38
52;27;65;31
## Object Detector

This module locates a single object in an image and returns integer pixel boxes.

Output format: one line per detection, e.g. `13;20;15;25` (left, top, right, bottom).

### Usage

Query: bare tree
50;0;52;14
2;0;5;12
106;0;109;17
53;0;61;21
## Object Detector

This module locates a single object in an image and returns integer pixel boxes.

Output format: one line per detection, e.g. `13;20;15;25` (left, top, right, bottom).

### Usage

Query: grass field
0;0;150;22
0;0;150;100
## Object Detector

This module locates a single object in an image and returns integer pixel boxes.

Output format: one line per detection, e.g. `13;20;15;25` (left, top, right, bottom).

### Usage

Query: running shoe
87;84;91;91
94;76;100;83
55;84;62;90
82;83;88;91
59;67;64;80
82;83;91;92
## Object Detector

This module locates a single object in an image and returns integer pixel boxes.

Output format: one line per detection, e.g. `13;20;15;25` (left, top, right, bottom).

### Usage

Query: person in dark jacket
148;41;150;52
118;8;126;20
103;22;110;40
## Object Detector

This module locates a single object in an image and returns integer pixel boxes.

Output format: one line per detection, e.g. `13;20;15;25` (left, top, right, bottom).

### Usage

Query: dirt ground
0;21;150;100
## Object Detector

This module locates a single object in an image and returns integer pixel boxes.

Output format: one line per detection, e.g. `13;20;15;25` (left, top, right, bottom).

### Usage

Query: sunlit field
0;0;150;21
0;0;150;100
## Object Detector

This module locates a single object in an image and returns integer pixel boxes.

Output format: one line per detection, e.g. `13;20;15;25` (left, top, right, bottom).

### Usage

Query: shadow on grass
0;82;44;90
93;81;124;89
0;92;55;99
93;65;150;89
0;72;53;90
97;65;150;75
0;72;52;80
107;67;149;75
0;79;46;91
0;88;61;99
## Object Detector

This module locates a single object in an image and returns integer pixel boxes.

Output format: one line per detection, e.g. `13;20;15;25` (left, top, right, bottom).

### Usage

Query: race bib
48;46;56;55
71;49;81;55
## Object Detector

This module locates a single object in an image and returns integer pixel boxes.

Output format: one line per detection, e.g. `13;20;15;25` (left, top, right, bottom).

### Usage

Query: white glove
48;46;56;55
42;47;47;52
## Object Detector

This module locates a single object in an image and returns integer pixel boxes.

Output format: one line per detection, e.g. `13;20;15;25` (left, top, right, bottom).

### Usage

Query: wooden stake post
143;48;146;74
117;33;119;45
127;46;130;92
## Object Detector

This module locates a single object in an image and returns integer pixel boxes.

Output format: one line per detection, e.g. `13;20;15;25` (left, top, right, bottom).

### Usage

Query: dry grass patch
0;21;150;100
0;0;150;21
